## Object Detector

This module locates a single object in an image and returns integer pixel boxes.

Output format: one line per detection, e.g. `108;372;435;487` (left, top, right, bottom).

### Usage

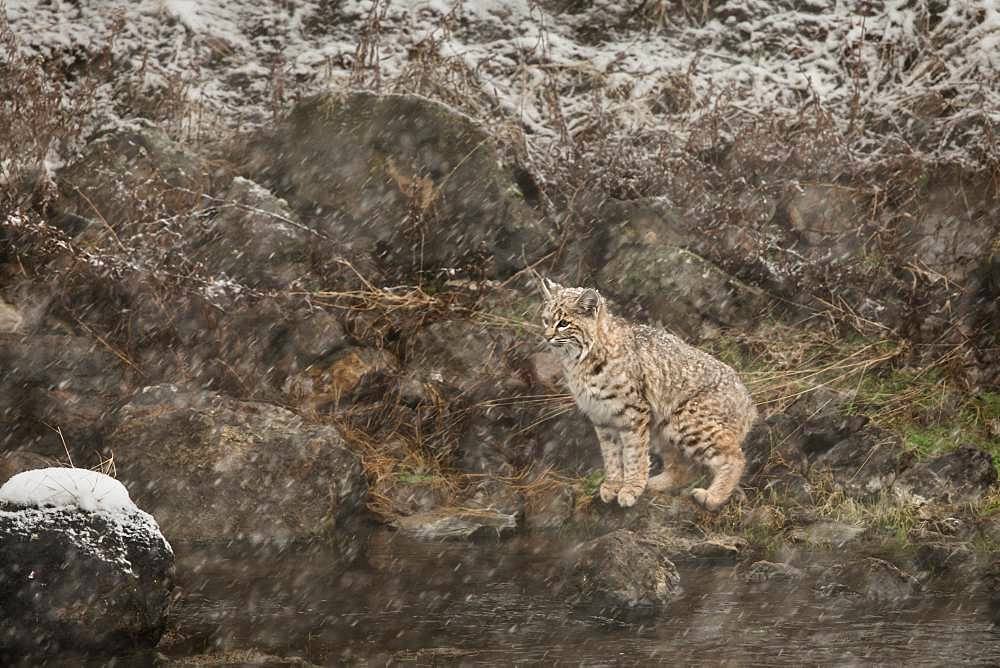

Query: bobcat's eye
556;319;570;330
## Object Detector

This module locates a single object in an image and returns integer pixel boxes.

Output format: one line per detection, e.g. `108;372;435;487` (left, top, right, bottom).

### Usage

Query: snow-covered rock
0;466;135;512
0;467;174;655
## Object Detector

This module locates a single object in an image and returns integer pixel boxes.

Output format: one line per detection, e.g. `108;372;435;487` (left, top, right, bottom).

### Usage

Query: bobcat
539;279;756;511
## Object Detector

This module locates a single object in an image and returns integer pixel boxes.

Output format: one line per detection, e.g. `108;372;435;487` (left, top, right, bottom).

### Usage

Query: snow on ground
5;1;999;166
0;466;136;513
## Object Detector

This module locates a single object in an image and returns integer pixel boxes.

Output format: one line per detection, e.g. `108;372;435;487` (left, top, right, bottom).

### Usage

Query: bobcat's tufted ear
541;277;562;299
575;288;602;315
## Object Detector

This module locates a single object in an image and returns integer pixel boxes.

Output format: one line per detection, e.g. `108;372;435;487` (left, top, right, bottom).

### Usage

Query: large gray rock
597;243;772;341
899;173;999;283
894;445;997;504
56;121;208;235
126;291;352;397
106;385;368;553
807;425;909;499
405;318;530;400
391;507;518;540
744;400;910;501
562;529;681;617
0;334;129;459
815;558;919;605
0;472;174;655
246;91;552;278
191;177;314;289
780;184;873;260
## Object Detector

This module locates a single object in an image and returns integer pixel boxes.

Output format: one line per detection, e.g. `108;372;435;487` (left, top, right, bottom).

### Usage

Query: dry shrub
0;12;97;216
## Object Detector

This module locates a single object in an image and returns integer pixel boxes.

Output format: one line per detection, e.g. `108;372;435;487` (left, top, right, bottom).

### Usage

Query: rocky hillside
1;1;999;660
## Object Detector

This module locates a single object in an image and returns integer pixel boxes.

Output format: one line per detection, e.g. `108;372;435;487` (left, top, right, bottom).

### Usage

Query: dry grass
3;1;995;541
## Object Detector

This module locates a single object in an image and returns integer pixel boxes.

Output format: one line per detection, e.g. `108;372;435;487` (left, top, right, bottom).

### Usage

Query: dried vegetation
2;3;997;526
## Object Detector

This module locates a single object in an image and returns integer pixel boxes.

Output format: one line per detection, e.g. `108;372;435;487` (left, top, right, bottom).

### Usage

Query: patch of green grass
579;469;605;497
396;469;439;485
718;321;1000;477
838;367;999;469
903;425;963;457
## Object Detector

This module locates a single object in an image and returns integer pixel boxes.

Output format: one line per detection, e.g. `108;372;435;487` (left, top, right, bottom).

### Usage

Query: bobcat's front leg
595;426;623;503
617;413;651;507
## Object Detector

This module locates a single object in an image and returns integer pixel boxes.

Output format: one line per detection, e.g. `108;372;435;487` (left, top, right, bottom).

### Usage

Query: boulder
983;556;1000;625
0;468;174;655
126;291;352;398
789;520;866;549
807;425;908;499
562;529;681;617
391;507;518;540
56;121;208;235
746;401;910;500
106;385;368;554
191;177;314;290
597;243;771;341
404;318;533;400
524;406;603;476
246;91;552;278
815;557;919;605
743;560;804;584
912;541;975;575
0;334;128;458
779;183;873;260
524;480;576;530
894;445;997;504
898;172;999;283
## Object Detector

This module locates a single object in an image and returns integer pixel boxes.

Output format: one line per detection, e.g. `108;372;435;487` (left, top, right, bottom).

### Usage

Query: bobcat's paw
599;480;622;504
617;483;645;508
691;488;725;512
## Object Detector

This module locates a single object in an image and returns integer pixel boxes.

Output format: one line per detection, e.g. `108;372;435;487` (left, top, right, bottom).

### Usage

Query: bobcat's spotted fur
539;280;756;511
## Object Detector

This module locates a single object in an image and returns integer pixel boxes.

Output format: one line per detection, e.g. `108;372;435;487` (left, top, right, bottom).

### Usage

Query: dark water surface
161;531;1000;666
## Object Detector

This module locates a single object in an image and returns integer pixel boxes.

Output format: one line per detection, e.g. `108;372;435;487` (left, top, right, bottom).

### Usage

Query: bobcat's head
538;278;606;361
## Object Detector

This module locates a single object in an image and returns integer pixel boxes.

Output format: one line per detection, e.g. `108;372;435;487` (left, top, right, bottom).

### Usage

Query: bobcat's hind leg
691;452;745;511
671;400;748;512
646;424;682;493
646;471;676;492
688;433;746;512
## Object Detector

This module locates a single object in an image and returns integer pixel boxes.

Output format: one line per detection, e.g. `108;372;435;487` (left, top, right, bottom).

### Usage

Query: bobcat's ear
576;288;601;315
541;277;561;299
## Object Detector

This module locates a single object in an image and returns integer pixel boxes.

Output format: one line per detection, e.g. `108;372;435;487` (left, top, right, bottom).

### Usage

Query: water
161;531;1000;665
